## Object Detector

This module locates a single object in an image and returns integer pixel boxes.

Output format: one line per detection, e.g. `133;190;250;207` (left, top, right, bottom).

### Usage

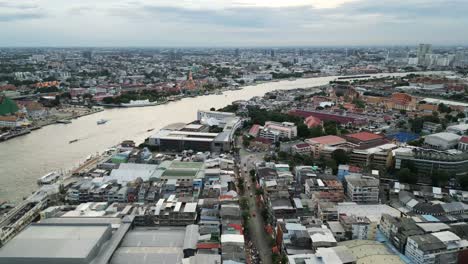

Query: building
345;175;379;204
340;215;376;240
259;121;297;141
395;148;468;176
447;123;468;135
304;115;321;128
343;132;387;149
305;135;347;158
405;231;468;264
287;246;356;264
423;122;443;134
197;110;242;132
0;223;112;264
148;129;232;152
459;136;468;152
418;44;433;65
339;240;405;264
305;176;345;203
0;115;21;128
349;143;396;169
291;143;312;155
424;132;461;150
110;226;187;264
289;109;368;126
387;93;417;111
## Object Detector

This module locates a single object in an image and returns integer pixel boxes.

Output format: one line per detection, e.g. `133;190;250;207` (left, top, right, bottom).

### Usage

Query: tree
432;170;450;187
352;98;366;109
332;149;349;165
323;121;338;135
326;160;338;175
297;123;311;138
309;125;324;137
397;168;418;184
210;107;216;111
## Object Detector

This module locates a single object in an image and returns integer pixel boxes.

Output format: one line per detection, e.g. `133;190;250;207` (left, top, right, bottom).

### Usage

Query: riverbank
0;106;103;143
0;70;450;203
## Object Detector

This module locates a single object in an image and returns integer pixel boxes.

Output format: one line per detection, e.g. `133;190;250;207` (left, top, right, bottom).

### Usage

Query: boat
121;99;158;107
97;119;108;125
147;128;154;132
69;139;79;144
37;171;61;185
57;119;72;124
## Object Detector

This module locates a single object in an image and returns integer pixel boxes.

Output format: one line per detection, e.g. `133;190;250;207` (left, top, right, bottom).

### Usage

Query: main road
0;72;442;202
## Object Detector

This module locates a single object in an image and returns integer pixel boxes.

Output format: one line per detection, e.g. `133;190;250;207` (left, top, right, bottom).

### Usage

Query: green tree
431;170;450;187
397;168;418;184
309;125;324;137
323;121;338;135
332;149;349;165
297;123;311;138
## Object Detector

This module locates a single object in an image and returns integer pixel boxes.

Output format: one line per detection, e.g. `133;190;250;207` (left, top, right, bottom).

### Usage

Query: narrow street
238;148;272;264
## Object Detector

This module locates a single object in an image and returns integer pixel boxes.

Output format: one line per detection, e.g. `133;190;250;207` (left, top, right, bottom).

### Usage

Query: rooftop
338;240;404;264
0;223;111;262
337;203;400;222
110;227;186;264
344;132;384;142
306;135;346;146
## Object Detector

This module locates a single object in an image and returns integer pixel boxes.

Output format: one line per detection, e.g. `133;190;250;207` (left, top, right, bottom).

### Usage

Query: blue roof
421;215;440;222
386;132;419;143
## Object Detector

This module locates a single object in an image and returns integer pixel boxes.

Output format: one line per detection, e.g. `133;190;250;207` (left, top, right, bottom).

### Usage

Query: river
0;72;441;202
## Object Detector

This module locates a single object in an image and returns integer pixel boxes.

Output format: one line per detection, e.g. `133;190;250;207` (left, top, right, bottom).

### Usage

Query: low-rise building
424;132;461;150
259;121;297;141
344;174;379;204
405;231;468;264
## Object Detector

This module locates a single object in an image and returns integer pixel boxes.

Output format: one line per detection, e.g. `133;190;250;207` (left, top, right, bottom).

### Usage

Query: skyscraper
234;48;240;58
417;44;432;65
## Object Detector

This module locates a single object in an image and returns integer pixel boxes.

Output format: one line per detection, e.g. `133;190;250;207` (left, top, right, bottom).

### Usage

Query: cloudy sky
0;0;467;47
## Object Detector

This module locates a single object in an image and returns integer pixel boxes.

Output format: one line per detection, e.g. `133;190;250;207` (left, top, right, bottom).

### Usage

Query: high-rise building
417;44;432;65
270;49;275;58
234;48;240;57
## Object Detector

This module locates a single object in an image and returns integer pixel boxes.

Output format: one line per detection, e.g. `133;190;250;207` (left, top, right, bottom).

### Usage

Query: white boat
121;99;158;107
37;172;61;185
97;119;108;125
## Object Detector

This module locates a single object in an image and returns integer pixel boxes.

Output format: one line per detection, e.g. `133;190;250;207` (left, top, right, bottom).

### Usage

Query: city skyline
1;0;468;47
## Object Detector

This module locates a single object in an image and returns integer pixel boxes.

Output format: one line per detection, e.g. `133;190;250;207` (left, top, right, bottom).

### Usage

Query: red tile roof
294;143;311;149
197;243;220;250
249;124;261;136
304;115;321;128
307;135;346;145
253;137;272;144
345;131;383;142
460;136;468;144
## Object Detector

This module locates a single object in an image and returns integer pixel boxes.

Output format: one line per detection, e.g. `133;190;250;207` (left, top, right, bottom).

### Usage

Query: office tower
417;44;432;65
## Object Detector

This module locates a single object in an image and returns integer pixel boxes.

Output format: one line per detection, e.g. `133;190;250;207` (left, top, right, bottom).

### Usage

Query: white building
424;132;461;150
344;175;379;204
446;123;468;135
405;231;468;264
259;121;297;142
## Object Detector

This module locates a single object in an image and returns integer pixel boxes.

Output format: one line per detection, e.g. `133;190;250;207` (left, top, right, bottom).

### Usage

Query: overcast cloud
0;0;466;46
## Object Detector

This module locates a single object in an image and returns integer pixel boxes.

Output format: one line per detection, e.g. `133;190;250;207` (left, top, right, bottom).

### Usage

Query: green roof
0;96;19;115
160;161;204;179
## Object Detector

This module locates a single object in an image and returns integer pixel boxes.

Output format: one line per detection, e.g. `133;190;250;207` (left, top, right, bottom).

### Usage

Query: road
238;148;272;264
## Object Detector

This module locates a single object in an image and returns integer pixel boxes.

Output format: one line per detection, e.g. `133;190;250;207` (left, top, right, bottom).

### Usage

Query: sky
0;0;467;47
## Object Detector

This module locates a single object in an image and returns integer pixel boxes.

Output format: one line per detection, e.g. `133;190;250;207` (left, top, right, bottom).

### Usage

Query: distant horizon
1;1;467;47
1;44;468;49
